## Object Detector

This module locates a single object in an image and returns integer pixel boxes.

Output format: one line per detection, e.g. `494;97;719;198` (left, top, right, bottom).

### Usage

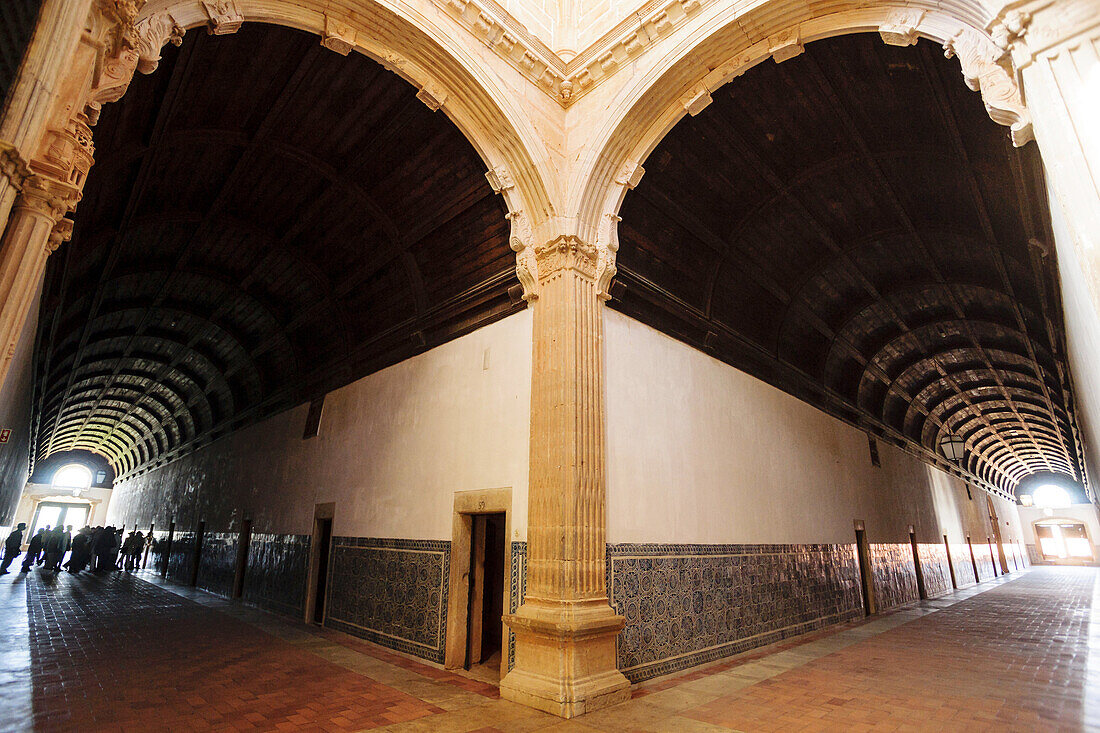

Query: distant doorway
854;523;876;615
306;504;335;625
233;519;252;599
30;501;90;537
465;512;506;674
1035;520;1093;562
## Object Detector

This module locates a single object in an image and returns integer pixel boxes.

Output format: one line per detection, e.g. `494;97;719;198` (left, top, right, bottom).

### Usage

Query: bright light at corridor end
1020;484;1073;510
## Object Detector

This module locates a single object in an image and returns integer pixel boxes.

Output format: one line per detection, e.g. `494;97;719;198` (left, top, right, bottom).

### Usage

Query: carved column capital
533;235;598;282
18;175;80;223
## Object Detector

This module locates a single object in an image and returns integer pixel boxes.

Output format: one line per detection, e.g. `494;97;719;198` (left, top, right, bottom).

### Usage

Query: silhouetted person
65;527;92;572
62;525;72;562
93;526;119;573
89;526;106;571
112;527;124;569
123;531;144;571
36;526;49;565
21;528;46;572
43;526;66;571
0;523;25;574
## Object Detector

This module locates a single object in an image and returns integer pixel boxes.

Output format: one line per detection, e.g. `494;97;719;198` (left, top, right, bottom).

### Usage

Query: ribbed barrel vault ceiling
615;34;1085;497
32;24;516;480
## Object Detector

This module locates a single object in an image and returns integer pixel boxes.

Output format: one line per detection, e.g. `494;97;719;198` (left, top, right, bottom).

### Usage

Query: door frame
444;488;512;675
304;502;335;624
854;520;876;616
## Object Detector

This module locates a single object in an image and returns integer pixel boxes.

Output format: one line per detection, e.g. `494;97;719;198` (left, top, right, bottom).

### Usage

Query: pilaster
994;0;1100;321
500;232;630;717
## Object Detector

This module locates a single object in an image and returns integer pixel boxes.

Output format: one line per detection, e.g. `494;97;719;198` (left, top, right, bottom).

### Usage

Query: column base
501;600;631;718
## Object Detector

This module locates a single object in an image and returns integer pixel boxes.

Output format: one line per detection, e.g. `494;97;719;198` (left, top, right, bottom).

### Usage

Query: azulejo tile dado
243;533;311;617
325;537;450;664
607;543;864;682
869;543;920;611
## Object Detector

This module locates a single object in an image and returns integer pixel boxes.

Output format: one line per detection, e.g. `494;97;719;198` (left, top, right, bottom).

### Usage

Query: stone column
0;0;93;233
500;233;631;718
996;0;1100;316
0;179;73;385
0;0;183;392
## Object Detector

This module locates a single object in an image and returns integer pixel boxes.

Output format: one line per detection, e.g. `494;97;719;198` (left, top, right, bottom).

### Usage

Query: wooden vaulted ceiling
616;34;1084;496
32;24;516;479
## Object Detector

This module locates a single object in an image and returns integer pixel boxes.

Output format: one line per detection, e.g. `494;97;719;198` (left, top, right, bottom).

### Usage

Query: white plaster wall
1048;176;1100;492
107;310;533;541
605;309;1023;546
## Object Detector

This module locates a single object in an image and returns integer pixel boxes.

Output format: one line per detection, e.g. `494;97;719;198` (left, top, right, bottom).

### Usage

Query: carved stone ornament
534;235;598;282
20;175;81;222
95;0;147;58
202;0;243;35
681;84;713;116
0;142;32;191
879;9;926;47
321;15;356;55
36;117;95;189
614;161;645;190
134;12;185;73
86;45;141;120
943;29;1034;146
485;166;515;194
47;218;75;254
507;210;538;301
768;28;804;64
416;83;448;112
595;212;620;300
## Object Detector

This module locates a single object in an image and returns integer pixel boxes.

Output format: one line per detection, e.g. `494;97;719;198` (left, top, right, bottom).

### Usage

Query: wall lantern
939;434;965;463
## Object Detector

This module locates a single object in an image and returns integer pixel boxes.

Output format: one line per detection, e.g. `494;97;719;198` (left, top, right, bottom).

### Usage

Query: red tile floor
1;564;1097;732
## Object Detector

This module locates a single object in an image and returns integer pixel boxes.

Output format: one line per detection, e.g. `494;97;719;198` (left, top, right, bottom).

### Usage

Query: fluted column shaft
501;234;630;718
525;236;608;605
0;183;71;384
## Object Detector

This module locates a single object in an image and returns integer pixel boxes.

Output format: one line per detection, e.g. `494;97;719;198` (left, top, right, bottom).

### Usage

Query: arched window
1032;484;1072;509
52;464;92;492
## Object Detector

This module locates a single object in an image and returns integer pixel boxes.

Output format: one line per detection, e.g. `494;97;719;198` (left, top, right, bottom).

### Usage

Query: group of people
1;522;150;575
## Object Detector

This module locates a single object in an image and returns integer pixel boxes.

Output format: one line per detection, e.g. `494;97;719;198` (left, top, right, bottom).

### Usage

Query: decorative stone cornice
566;0;706;106
436;0;708;107
443;0;567;100
0;142;32;192
990;0;1100;67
